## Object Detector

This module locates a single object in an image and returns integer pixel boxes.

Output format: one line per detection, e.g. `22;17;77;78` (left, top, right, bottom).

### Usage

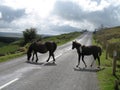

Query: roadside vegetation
0;28;82;62
43;32;81;45
93;26;120;90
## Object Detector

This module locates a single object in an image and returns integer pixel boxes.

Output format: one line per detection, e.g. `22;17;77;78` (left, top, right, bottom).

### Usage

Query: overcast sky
0;0;120;35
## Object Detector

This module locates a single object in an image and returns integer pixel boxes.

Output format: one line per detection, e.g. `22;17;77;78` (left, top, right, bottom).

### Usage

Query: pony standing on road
72;41;102;68
27;41;57;63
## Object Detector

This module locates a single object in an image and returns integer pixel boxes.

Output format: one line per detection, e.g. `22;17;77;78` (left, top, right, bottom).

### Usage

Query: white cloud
1;0;56;18
11;14;39;29
0;0;120;34
107;0;120;6
0;12;2;19
74;0;110;11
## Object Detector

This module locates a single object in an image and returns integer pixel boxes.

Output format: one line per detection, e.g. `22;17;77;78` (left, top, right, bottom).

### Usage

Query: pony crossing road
72;41;102;68
27;41;57;63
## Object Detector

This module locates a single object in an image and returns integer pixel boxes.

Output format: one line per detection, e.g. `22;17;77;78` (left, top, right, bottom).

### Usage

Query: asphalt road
0;32;99;90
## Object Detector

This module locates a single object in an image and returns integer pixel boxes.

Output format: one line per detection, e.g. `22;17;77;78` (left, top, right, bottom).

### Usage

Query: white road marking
0;45;72;90
55;53;62;58
0;78;19;90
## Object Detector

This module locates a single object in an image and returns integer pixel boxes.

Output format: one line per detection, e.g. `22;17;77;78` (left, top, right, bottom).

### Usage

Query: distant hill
0;32;53;38
0;32;23;38
0;32;54;43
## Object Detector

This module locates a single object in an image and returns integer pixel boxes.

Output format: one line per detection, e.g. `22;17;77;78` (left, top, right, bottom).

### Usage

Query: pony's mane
82;45;85;48
33;41;45;45
74;41;81;46
36;41;54;44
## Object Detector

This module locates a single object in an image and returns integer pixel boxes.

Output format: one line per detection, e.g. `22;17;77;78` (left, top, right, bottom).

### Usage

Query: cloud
52;0;120;30
0;0;120;34
52;1;84;22
86;5;120;27
0;5;25;22
0;12;2;19
0;5;25;30
38;23;80;35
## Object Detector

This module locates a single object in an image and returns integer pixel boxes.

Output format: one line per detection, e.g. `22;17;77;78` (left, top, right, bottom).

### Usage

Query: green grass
0;42;7;47
97;51;116;90
0;52;25;62
94;26;120;89
43;32;81;45
93;40;120;90
94;26;120;59
108;38;120;43
0;31;81;62
0;44;19;55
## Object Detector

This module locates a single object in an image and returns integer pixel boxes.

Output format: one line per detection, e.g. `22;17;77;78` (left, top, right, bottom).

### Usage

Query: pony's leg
97;56;100;68
46;52;51;62
90;60;95;67
82;55;87;68
35;52;38;63
52;53;55;63
76;54;81;67
32;52;35;62
90;55;96;67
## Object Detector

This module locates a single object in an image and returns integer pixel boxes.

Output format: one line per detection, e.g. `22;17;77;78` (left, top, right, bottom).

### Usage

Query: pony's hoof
46;60;49;62
82;65;87;69
36;59;38;63
76;65;79;67
53;61;56;64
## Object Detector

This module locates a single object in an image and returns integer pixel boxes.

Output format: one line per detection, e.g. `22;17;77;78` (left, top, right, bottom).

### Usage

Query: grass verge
97;51;116;90
0;32;81;63
43;32;81;45
93;40;120;90
0;52;25;63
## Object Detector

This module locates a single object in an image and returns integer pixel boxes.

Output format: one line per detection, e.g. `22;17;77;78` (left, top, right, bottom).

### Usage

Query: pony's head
72;41;81;49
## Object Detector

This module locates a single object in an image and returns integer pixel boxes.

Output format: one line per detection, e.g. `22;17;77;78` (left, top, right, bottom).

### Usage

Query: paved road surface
0;32;99;90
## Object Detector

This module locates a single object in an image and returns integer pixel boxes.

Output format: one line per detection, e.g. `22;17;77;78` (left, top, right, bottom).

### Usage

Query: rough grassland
0;32;81;62
93;38;120;90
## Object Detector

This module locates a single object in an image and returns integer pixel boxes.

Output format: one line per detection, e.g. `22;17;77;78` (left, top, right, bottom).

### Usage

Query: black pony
72;41;102;68
27;41;57;63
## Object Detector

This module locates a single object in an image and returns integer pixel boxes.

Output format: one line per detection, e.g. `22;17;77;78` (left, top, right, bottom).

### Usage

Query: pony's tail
53;42;57;52
27;43;33;60
99;47;102;56
27;44;33;54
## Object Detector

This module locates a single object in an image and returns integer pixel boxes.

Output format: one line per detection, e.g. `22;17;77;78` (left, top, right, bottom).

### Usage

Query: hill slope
94;26;120;90
94;26;120;59
0;31;81;62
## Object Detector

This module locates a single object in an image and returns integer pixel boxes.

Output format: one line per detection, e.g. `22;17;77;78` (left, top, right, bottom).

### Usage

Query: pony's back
53;42;57;52
45;41;57;52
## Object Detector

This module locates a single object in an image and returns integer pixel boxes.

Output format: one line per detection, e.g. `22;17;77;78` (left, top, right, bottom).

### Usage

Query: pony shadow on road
26;61;57;66
26;61;44;65
43;62;57;66
73;67;105;72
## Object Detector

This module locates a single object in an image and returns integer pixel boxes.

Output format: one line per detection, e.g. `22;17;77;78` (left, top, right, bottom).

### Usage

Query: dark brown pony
72;41;102;68
27;41;57;63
